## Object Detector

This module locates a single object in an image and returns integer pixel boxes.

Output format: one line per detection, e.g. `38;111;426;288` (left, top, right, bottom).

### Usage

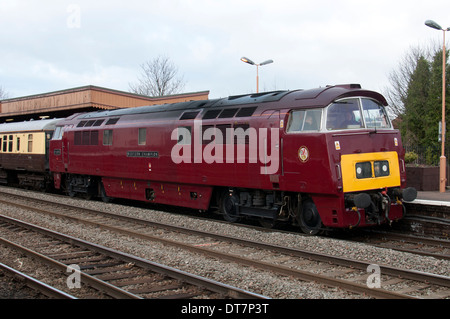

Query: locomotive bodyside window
287;109;322;132
103;130;113;145
138;128;146;145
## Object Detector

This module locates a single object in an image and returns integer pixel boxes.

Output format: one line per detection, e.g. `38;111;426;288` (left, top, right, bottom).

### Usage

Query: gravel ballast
0;186;448;299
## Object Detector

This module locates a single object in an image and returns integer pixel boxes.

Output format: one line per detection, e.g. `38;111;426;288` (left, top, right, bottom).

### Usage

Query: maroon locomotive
46;84;416;234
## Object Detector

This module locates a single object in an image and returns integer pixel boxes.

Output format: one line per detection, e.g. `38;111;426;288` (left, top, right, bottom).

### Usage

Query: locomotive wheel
220;191;240;222
100;183;113;203
67;182;76;198
298;200;323;235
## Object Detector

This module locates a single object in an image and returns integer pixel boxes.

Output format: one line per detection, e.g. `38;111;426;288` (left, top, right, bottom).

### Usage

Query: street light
240;57;273;93
425;20;450;192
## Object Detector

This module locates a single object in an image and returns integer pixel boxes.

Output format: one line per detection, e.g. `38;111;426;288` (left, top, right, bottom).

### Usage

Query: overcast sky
0;0;449;100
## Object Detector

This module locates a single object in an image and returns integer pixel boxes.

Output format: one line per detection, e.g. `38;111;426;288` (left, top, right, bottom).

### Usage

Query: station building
0;85;210;123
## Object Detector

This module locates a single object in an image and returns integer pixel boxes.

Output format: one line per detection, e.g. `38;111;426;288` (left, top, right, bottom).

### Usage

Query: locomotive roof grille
218;108;239;118
180;111;200;120
77;90;291;120
73;85;387;122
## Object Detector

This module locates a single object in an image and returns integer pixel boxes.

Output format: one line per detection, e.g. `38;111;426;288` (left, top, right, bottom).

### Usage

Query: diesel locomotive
0;84;417;234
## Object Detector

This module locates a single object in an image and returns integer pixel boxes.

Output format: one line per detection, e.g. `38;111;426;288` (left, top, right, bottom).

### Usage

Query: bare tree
129;55;185;97
383;41;438;118
0;85;9;99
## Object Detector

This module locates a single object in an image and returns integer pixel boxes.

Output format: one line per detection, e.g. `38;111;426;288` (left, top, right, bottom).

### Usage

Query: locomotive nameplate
127;151;159;158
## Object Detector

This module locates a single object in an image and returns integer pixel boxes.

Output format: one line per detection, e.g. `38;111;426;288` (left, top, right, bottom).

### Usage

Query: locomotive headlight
374;160;390;177
355;162;372;179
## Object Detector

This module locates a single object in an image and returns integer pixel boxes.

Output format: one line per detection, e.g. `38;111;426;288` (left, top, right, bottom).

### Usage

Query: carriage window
8;135;13;152
287;109;322;132
16;137;20;152
26;134;32;152
2;136;6;152
361;98;391;129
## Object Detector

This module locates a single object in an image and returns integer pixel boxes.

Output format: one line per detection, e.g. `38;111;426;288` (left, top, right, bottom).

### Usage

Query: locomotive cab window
326;99;363;130
326;98;391;131
287;109;322;132
52;126;63;140
361;98;391;129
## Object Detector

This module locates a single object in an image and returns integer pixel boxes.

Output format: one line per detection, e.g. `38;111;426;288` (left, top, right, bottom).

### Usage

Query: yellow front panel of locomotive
341;152;401;193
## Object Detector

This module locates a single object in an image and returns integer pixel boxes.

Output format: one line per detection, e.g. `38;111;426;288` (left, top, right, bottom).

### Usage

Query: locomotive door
49;125;65;173
62;136;69;170
260;110;281;186
281;108;324;193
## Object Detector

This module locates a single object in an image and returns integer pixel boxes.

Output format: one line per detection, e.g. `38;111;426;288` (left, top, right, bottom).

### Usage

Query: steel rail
0;262;77;299
3;195;447;290
0;213;268;299
0;200;420;299
0;235;143;299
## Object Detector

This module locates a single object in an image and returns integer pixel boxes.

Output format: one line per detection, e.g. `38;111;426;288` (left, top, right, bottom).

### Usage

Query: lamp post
240;57;273;93
425;20;450;192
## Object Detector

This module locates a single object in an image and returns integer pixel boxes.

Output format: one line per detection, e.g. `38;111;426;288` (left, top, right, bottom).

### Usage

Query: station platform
412;190;450;207
417;190;450;201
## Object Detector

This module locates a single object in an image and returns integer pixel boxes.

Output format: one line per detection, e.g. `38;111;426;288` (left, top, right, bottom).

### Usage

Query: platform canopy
0;85;209;123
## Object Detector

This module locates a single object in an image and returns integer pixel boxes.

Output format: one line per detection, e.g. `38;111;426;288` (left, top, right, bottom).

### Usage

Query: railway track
0;262;77;299
345;230;450;261
0;212;267;299
0;190;449;299
401;202;450;239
